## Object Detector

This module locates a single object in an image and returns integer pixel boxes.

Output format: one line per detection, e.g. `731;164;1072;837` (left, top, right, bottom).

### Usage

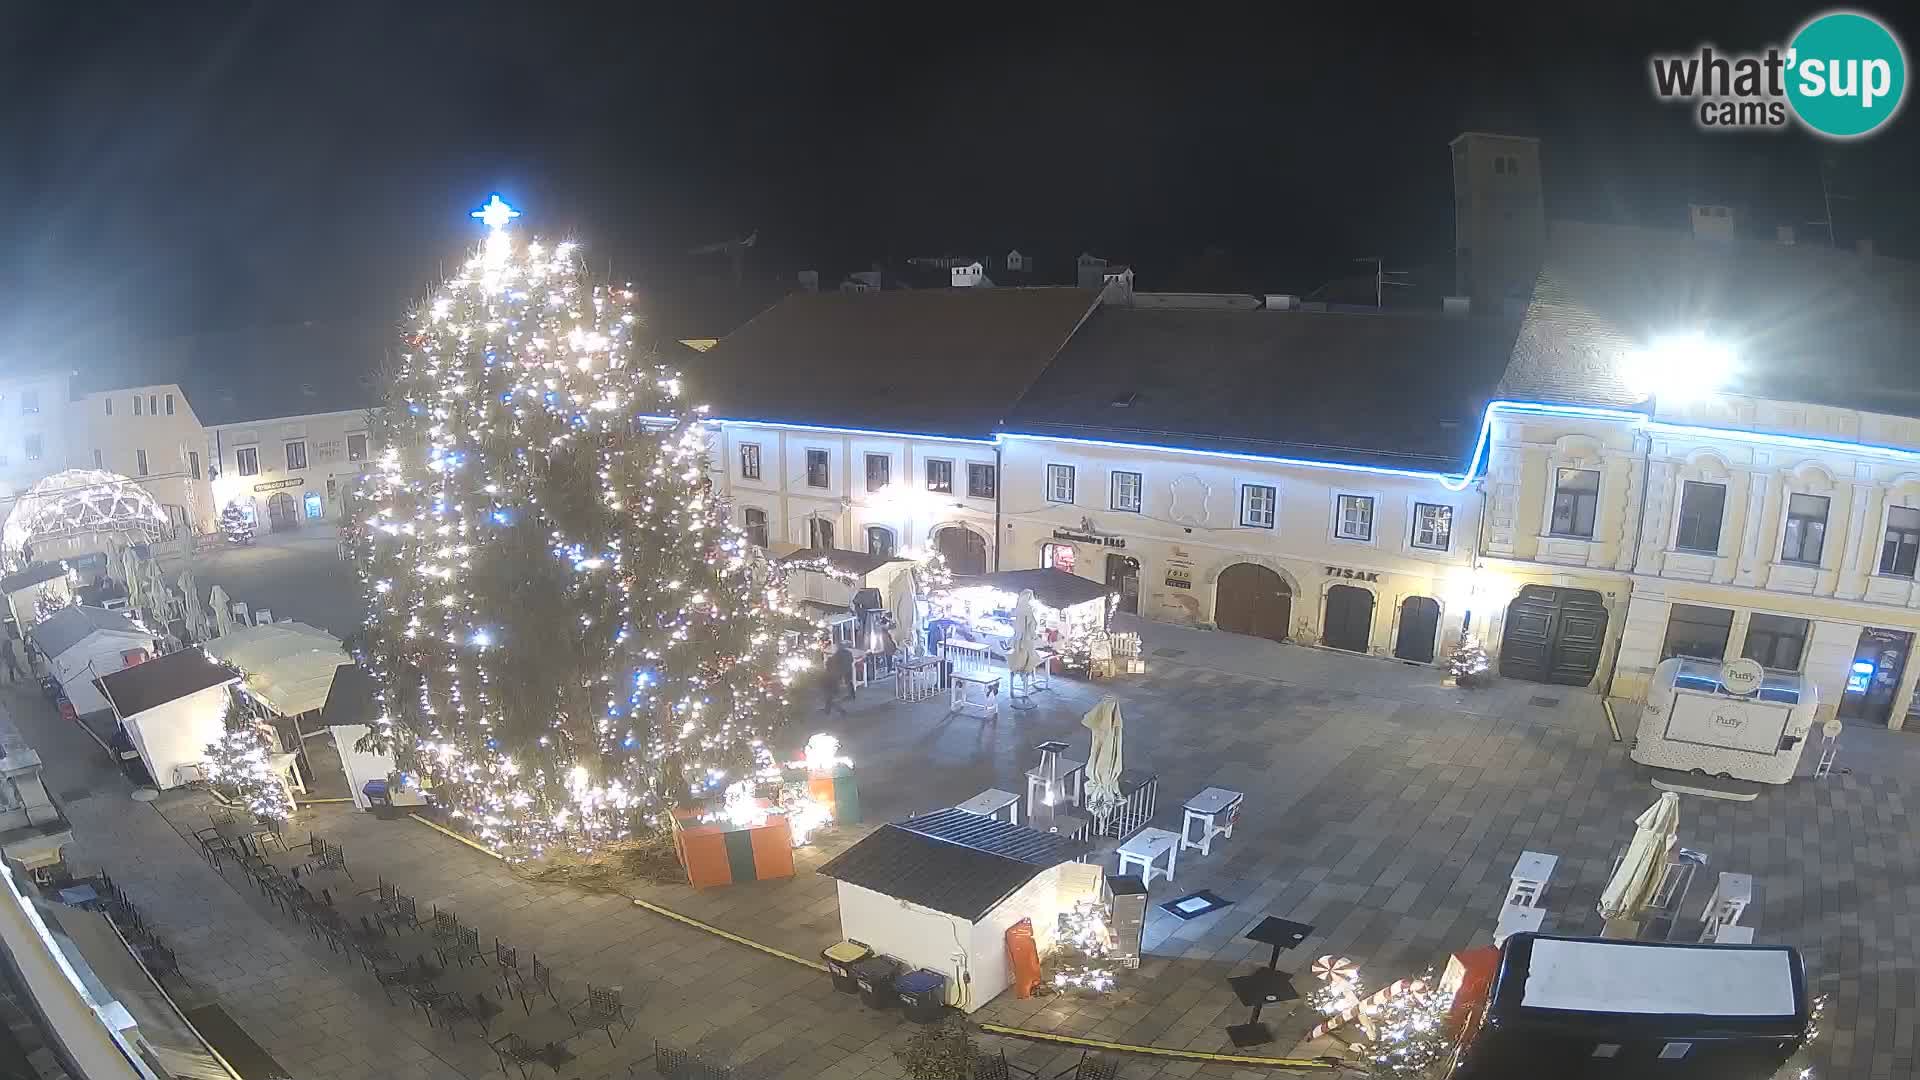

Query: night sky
2;1;1915;381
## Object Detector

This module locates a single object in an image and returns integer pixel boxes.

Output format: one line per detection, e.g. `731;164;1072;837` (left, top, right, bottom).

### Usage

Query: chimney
1265;294;1298;311
1689;203;1737;243
797;269;819;292
1857;237;1876;259
1443;296;1472;316
1775;225;1795;246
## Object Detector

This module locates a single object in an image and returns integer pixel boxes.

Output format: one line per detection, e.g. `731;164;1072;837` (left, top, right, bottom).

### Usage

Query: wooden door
1498;586;1608;686
1322;585;1374;652
1215;563;1290;642
1394;596;1440;663
267;492;299;532
936;527;987;575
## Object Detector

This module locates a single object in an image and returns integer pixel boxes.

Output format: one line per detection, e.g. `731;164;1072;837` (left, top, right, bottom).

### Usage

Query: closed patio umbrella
121;548;144;609
890;567;922;658
209;585;234;638
177;569;204;642
1082;697;1124;825
1598;791;1680;937
1006;589;1039;675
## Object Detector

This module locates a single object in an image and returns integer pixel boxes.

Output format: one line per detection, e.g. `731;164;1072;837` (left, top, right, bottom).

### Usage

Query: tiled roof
1502;220;1920;417
1006;305;1521;472
817;807;1088;922
692;289;1099;440
96;649;239;718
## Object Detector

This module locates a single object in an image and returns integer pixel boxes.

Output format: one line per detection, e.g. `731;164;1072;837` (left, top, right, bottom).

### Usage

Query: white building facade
206;408;376;531
75;383;215;535
0;370;73;513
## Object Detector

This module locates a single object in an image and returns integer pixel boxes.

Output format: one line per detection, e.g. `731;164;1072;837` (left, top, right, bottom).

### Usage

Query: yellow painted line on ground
626;895;830;972
407;813;506;859
1602;698;1622;742
977;1024;1336;1070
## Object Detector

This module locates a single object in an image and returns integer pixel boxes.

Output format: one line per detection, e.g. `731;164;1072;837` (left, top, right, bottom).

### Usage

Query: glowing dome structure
2;470;171;569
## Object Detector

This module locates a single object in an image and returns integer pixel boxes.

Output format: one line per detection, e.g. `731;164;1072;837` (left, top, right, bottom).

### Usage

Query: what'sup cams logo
1651;10;1907;138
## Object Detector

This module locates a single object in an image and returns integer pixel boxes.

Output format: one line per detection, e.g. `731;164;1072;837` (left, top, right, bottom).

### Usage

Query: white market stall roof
28;605;148;661
202;622;350;717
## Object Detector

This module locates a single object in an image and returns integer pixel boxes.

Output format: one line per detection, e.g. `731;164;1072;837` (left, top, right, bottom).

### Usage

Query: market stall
1633;657;1818;784
203;622;352;796
95;649;243;790
27;605;154;716
932;568;1113;668
317;662;399;811
777;547;909;650
817;807;1096;1012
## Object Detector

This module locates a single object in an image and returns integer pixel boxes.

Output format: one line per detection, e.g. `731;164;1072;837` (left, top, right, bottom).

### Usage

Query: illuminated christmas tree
203;687;295;822
354;196;806;856
219;502;255;544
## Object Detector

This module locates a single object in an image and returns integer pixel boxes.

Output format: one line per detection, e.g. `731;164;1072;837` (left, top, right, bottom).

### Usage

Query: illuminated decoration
1050;900;1117;994
201;683;296;823
1308;964;1458;1076
801;732;848;773
31;571;76;622
1445;638;1491;687
220;501;256;544
1;470;171;570
1621;332;1736;403
352;196;808;857
932;580;1110;669
768;732;858;847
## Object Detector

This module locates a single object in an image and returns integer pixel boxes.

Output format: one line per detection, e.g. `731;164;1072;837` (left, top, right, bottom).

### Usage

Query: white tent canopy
202;622;349;717
2;470;171;569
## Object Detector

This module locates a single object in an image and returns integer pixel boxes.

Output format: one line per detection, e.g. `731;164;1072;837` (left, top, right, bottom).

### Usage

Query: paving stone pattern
7;613;1917;1078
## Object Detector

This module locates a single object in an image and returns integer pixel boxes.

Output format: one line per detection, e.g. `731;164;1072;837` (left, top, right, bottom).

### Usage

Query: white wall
120;684;231;790
77;385;215;534
48;633;151;717
329;724;395;810
0;372;73;510
836;881;980;1011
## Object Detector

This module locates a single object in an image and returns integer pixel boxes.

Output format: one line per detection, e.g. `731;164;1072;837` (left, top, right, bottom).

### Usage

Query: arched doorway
1394;596;1441;663
1214;563;1291;642
1499;585;1608;686
267;492;299;533
866;526;896;558
1323;585;1374;653
935;526;987;575
1106;554;1140;615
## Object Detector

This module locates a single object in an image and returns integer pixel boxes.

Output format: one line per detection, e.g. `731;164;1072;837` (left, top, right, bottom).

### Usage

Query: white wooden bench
1505;850;1558;908
1180;787;1243;856
948;673;1001;720
956;788;1020;825
1115;827;1180;886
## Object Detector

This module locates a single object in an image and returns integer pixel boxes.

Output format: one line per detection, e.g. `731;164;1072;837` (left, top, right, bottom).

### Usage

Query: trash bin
822;940;872;994
851;955;904;1010
895;969;949;1023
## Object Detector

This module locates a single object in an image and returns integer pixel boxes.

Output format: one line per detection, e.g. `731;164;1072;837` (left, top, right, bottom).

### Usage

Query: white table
1506;850;1558;908
1026;757;1085;815
1180;787;1244;855
1116;827;1180;886
949;673;1001;720
956;788;1021;825
895;657;940;702
1013;650;1056;696
942;639;993;678
1713;924;1755;944
1493;903;1545;945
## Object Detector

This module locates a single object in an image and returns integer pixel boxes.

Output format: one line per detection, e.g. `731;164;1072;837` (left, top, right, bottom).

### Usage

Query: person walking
0;635;22;685
821;641;856;716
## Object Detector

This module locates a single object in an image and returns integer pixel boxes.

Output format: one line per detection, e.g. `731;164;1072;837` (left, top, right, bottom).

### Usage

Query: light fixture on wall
1621;333;1736;404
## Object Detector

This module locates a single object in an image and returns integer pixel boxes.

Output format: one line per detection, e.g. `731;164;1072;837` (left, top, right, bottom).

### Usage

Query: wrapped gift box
671;802;795;888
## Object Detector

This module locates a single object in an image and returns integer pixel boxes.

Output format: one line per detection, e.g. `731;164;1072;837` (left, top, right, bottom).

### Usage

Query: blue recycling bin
895;968;949;1023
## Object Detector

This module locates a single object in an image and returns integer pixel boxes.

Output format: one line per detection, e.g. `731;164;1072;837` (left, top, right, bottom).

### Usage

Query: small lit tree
202;686;294;821
220;502;255;544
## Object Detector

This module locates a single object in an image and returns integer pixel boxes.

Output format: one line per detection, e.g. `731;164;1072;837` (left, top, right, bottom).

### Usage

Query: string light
349;198;810;857
1051;900;1117;994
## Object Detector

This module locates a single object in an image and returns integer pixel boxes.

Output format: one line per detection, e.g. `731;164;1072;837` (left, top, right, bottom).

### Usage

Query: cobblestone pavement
9;614;1917;1078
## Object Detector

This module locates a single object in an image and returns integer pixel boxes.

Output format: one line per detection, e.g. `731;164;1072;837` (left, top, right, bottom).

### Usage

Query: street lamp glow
1622;333;1736;402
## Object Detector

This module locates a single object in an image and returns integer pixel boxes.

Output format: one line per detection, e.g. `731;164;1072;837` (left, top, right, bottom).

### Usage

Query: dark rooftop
96;649;239;718
777;548;907;579
26;606;147;661
816;806;1089;921
692;288;1098;440
0;563;69;594
319;663;380;729
1502;220;1920;418
956;569;1111;611
1006;305;1522;472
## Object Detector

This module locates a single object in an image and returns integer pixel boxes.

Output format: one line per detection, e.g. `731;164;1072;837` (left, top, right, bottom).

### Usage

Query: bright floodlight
1622;333;1735;402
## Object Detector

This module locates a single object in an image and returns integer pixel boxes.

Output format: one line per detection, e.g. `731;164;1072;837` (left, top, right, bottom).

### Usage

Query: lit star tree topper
353;196;810;857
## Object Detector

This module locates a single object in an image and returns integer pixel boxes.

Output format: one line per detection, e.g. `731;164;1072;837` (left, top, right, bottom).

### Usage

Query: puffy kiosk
1633;658;1818;784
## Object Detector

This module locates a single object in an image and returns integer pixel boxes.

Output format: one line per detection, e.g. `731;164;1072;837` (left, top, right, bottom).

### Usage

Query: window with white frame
739;442;762;480
23;434;40;462
165;393;175;415
1549;468;1600;538
865;453;890;492
285;440;308;471
926;458;953;494
347;433;368;462
805;449;830;488
236;446;259;476
867;525;896;558
742;507;768;547
967;462;996;499
1741;613;1810;672
136;448;148;476
1780;493;1829;565
132;395;142;416
1881;506;1920;577
1046;464;1075;504
1412;502;1453;551
807;516;834;549
1110;471;1142;513
1335;494;1374;541
1241;484;1276;528
1674;481;1726;553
